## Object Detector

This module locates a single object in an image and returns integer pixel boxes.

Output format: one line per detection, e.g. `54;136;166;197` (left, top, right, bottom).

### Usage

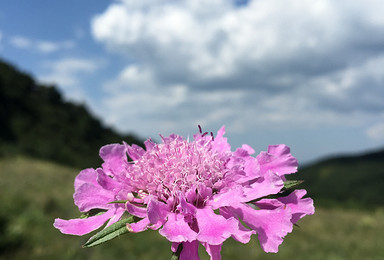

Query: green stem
171;243;183;260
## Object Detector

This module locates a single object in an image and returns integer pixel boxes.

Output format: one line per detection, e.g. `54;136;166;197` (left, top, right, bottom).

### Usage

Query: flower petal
242;170;284;202
179;241;200;260
53;209;114;235
147;199;169;225
96;168;122;191
254;190;315;224
125;202;147;218
232;224;256;244
278;189;315;223
179;196;197;215
228;203;293;253
219;207;255;244
74;183;114;212
74;168;98;191
105;206;125;227
241;144;255;155
196;207;238;245
203;243;222;260
241;156;261;181
127;217;150;233
212;126;231;153
100;144;127;175
208;185;245;209
159;213;197;242
256;189;315;224
125;143;146;161
144;138;156;151
257;144;298;176
171;242;179;253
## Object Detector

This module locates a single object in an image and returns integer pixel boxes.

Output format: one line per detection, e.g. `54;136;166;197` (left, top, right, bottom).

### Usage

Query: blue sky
1;0;384;164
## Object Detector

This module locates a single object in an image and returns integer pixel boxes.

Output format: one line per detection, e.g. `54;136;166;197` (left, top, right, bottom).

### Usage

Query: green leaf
82;216;135;248
283;180;304;190
80;209;107;219
108;200;128;204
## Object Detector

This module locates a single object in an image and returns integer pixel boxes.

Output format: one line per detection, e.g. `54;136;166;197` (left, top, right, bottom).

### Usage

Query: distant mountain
298;148;384;208
0;58;142;168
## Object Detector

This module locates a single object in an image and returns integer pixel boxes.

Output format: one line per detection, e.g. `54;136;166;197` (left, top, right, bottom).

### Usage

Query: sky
1;0;384;164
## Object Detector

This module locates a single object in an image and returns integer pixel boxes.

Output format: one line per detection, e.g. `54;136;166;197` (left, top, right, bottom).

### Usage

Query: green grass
1;156;383;259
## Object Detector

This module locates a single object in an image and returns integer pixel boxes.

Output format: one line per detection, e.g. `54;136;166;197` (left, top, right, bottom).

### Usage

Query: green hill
0;58;142;168
298;148;384;208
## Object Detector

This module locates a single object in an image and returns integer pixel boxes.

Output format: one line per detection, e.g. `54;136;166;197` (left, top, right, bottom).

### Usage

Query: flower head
54;126;314;259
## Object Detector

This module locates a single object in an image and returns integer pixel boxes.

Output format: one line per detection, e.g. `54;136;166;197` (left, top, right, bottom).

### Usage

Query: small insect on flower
54;125;314;260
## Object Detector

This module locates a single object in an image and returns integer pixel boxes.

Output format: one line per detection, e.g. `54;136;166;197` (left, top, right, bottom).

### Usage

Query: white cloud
91;0;348;81
367;122;384;141
36;40;74;53
306;55;384;115
97;63;250;135
9;35;75;53
90;0;384;137
38;58;102;101
10;36;31;49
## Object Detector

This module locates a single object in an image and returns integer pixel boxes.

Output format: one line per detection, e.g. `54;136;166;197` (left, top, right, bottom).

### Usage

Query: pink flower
54;126;314;259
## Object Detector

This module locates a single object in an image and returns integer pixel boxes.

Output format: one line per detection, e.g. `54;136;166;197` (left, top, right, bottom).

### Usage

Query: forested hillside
0;58;142;168
298;148;384;208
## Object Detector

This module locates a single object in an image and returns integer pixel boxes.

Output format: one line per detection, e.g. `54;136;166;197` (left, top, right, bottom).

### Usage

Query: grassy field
1;156;383;260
